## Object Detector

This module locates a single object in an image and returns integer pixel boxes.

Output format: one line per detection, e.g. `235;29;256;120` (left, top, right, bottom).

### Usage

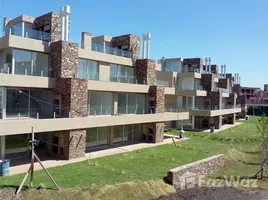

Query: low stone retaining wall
166;154;225;188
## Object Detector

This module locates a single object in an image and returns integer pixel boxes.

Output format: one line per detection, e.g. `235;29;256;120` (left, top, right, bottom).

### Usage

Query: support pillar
214;116;222;129
191;116;195;130
0;136;6;160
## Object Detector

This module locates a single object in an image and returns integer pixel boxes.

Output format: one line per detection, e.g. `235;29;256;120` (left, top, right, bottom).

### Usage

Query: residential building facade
0;7;242;163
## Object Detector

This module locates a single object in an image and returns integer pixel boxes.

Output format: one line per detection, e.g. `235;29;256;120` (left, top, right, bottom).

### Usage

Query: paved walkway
202;122;243;133
9;137;187;176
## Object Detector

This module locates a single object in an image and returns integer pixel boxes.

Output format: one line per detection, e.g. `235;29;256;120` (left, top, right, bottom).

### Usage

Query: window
13;49;49;76
110;64;134;83
88;91;113;116
117;93;146;114
77;59;99;80
86;127;109;148
162;60;182;72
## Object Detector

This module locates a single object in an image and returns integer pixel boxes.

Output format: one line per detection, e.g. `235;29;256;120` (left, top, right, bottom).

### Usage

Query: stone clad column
49;40;87;159
136;59;165;143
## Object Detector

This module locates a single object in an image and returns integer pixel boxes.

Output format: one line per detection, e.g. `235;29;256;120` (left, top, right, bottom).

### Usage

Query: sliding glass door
117;93;146;115
86;127;109;149
88;91;113;116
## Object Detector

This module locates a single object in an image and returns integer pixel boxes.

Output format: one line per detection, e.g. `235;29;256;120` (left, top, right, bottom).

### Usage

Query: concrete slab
8;138;187;176
202;122;243;133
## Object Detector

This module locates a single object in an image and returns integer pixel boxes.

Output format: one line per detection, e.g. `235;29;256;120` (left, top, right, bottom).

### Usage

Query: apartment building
155;58;243;130
239;84;268;115
0;7;192;162
0;6;245;164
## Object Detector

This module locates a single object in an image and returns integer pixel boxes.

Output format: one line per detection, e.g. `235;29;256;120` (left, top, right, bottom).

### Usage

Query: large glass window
110;64;134;83
88;91;113;116
178;78;195;90
117;93;146;115
6;89;30;118
13;49;49;76
77;59;99;80
162;60;182;72
86;127;109;149
114;126;124;144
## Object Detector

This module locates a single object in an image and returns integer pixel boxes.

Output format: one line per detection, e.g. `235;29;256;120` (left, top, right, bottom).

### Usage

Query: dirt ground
154;187;268;200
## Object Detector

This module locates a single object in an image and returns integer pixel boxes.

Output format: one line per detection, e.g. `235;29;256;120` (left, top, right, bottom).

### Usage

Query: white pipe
208;57;211;73
224;65;226;78
142;34;146;59
237;73;239;84
220;65;223;78
60;6;65;41
239;77;241;84
205;58;208;73
146;33;151;59
65;13;69;41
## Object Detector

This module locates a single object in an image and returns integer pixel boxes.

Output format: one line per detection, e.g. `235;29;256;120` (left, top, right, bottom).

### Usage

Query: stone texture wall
227;93;237;106
218;78;230;89
50;40;78;78
55;78;88;118
148;85;165;113
135;59;156;85
201;74;214;91
49;130;86;160
111;34;140;60
206;91;222;109
166;154;225;188
143;122;164;143
34;12;61;42
233;84;242;95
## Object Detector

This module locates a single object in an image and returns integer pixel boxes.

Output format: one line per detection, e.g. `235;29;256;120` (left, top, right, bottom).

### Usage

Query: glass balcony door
6;89;30;118
86;127;109;149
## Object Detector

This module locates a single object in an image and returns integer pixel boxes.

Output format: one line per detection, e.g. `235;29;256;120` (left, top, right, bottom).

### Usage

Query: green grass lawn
0;116;265;191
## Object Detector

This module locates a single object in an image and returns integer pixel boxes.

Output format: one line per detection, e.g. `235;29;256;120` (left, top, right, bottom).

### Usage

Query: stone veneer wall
167;154;225;188
49;40;87;159
55;78;88;118
183;58;203;68
227;93;237;106
143;123;164;143
111;34;140;60
201;74;214;91
148;85;165;113
206;91;222;109
233;84;241;95
218;78;230;89
33;12;61;42
135;59;156;85
50;40;78;78
49;130;86;160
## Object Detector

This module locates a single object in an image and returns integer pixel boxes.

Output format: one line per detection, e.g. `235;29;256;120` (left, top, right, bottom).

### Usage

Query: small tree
255;114;268;179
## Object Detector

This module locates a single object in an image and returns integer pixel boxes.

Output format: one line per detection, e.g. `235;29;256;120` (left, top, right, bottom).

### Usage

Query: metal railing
5;25;50;42
110;76;147;85
0;64;55;77
91;43;132;58
182;67;200;73
156;80;170;87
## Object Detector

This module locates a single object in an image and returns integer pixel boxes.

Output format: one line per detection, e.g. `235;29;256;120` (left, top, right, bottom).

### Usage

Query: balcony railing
0;63;55;77
214;87;231;93
165;105;188;112
91;43;132;58
176;85;204;91
110;76;147;85
156;80;170;87
5;25;50;42
182;67;200;73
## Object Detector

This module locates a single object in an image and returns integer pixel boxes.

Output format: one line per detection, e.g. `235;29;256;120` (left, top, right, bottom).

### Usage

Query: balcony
110;75;147;85
0;63;54;78
189;105;242;117
5;24;50;42
91;43;132;58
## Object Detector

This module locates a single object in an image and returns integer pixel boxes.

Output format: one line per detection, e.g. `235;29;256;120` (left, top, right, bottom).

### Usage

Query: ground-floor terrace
0;122;170;164
164;113;237;131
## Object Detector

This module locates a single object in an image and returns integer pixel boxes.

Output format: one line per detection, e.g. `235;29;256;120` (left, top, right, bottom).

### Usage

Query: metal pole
30;127;34;187
16;166;32;195
34;153;60;190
